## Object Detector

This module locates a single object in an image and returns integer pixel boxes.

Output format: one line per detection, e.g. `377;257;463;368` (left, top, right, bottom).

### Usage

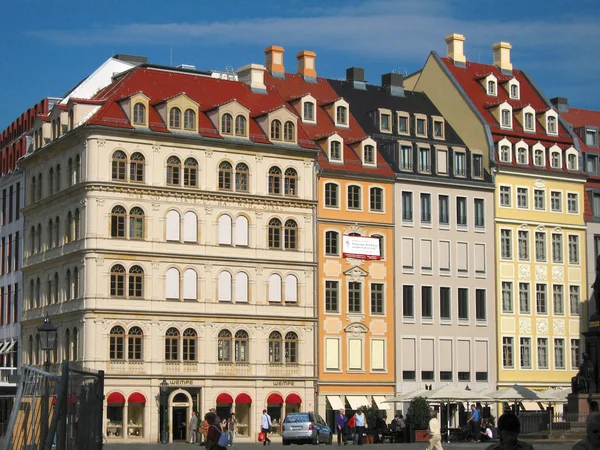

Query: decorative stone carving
344;266;368;282
344;322;369;337
346;313;366;323
255;155;263;163
96;256;104;267
151;261;160;269
535;225;545;232
553;227;562;233
256;266;263;276
519;318;532;334
304;270;312;278
344;223;365;235
152;202;161;211
533;179;546;189
303;160;313;168
535;265;547;281
304;215;312;223
205;264;213;273
518;223;529;230
79;199;87;207
536;318;549;335
256;212;263;219
152;144;161;152
553;319;565;335
552;266;564;281
96;198;105;206
206;150;214;158
205;207;213;215
518;265;530;279
97;139;106;148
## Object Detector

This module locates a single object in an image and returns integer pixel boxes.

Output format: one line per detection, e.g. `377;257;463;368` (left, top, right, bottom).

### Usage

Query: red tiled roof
264;72;395;178
561;107;600;129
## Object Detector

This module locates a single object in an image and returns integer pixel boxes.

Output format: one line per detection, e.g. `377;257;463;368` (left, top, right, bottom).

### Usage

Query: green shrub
405;397;431;430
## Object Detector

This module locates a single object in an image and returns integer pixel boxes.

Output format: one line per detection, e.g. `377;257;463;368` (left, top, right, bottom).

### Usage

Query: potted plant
360;404;380;444
406;397;431;442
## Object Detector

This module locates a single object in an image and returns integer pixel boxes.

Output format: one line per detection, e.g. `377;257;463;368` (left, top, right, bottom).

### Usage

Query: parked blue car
282;412;333;445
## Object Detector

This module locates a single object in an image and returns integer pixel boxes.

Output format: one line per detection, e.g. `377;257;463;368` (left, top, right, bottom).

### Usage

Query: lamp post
38;313;57;448
160;379;168;444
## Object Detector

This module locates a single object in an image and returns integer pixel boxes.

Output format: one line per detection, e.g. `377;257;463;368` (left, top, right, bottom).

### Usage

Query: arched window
66;212;73;243
183;158;198;187
218;161;233;190
284;168;297;196
269;331;282;363
111;206;126;238
169;107;182;129
56;164;61;191
65;329;71;360
66;270;72;301
285;332;298;363
336;106;347;125
500;145;511;163
31;177;36;203
37;173;43;200
183;109;196;130
37;224;42;253
130;152;145;182
235;163;249;192
218;330;232;362
29;280;34;310
47;277;52;305
285;274;298;303
183;328;197;362
36;278;41;308
166;267;180;299
30;226;35;255
510;84;519;99
54;217;60;248
218;271;232;301
235;115;246;136
74;155;81;184
284;220;298;250
183;269;197;300
28;336;33;364
534;149;545;166
269;274;282;302
551;151;561;169
73;328;78;360
73;268;79;299
110;265;126;297
133;103;146;125
488;80;497;95
235;330;249;362
166;210;181;241
74;209;80;240
128;326;143;360
48;219;54;249
129;265;144;298
54;273;59;303
268;219;282;249
283;121;295;142
165;328;179;360
49;167;54;195
370;187;383;211
303;102;315;121
567;153;578;170
221;113;233;135
183;211;198;243
67;159;73;187
547;116;557;134
517;148;528;165
270;120;282;140
112;151;127;181
234;216;248;246
167;156;181;186
110;326;125;360
235;272;249;302
218;215;232;245
129;207;145;239
269;167;282;195
330;141;342;161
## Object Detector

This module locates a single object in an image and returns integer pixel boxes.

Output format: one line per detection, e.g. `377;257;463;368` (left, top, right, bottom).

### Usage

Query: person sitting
480;422;494;442
485;414;534;450
572;412;600;450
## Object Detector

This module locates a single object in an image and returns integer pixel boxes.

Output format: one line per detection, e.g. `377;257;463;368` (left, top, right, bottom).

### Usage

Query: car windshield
284;414;309;423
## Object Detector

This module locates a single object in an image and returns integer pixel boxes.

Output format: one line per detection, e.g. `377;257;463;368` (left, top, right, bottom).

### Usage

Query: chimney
296;50;317;81
265;45;285;78
346;67;366;90
382;72;404;97
551;97;569;113
445;33;466;66
492;41;513;74
236;64;267;93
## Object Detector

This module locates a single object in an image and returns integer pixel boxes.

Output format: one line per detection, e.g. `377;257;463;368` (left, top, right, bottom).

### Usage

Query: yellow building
406;34;586;393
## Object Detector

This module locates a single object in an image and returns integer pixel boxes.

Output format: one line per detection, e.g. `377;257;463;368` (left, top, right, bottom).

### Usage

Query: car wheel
326;435;332;445
283;439;290;446
313;433;320;445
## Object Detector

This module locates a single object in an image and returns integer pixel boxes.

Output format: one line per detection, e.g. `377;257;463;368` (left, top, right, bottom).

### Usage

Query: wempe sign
342;235;381;260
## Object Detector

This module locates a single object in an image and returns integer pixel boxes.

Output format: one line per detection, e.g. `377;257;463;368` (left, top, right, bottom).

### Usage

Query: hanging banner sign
342;235;381;260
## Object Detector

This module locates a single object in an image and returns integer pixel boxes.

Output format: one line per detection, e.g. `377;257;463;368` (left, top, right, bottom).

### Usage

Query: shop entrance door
173;407;188;441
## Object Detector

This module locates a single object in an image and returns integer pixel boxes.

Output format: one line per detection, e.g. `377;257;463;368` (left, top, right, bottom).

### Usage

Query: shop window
127;393;145;438
267;393;284;436
107;392;125;438
235;394;252;437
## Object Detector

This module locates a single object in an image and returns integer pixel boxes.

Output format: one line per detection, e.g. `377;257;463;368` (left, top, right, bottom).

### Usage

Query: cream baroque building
20;64;318;443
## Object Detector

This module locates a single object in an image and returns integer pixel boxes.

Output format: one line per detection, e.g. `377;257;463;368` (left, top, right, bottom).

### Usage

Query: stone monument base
568;392;600;415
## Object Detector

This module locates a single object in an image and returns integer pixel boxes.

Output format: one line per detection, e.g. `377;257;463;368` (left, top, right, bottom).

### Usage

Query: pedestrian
426;410;443;450
485;413;534;450
354;408;366;446
200;413;210;446
189;411;199;444
336;408;348;445
467;404;481;443
261;409;272;446
226;413;236;447
204;412;224;450
572;412;600;450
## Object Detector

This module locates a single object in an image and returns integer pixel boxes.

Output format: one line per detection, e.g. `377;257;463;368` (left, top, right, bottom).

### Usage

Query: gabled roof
265;72;394;179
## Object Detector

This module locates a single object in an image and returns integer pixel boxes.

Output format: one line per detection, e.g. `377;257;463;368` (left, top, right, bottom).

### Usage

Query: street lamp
160;379;168;444
38;313;57;448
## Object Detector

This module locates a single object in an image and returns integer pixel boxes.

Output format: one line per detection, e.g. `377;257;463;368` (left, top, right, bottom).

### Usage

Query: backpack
212;425;228;447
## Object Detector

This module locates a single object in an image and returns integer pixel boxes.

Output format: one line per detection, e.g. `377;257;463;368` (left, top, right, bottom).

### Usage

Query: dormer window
183;109;196;131
501;109;512;128
415;114;427;137
488;80;497;96
363;145;375;165
169;108;182;129
517;147;528;165
283;121;295;142
336;106;347;126
586;129;598;147
270;119;282;140
397;112;409;135
222;113;233;135
500;145;511;163
379;109;392;133
133;103;146;125
330;141;342;161
68;109;74;131
524;112;534;131
550;150;561;169
433;117;444;139
303;102;315;121
534;148;545;167
567;153;578;171
510;84;519;99
547;116;557;135
235;115;247;136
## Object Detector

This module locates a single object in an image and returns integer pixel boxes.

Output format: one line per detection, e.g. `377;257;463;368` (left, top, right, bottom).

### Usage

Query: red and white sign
342;235;381;260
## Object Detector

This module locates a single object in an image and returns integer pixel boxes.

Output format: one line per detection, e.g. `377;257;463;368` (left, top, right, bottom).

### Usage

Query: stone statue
573;353;596;394
592;255;600;317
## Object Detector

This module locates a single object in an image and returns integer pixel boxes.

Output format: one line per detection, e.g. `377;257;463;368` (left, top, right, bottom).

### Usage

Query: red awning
128;392;146;404
107;392;126;404
267;393;284;404
286;394;302;404
216;393;234;404
236;393;252;404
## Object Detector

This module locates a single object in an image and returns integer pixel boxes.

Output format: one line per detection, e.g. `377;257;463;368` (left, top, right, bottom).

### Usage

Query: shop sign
273;381;295;386
342;235;381;260
166;379;193;386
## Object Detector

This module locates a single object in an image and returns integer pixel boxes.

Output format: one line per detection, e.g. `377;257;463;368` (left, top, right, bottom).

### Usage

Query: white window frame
546;111;558;136
300;95;317;124
328;135;344;163
532;144;545;167
414;113;427;138
508;79;520;100
333;99;350;128
397;112;410;136
378;108;392;134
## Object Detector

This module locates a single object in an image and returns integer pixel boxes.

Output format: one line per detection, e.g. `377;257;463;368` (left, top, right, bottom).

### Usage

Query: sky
1;0;599;129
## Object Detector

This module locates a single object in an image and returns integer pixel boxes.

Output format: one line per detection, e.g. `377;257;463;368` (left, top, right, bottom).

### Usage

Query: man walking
354;408;366;446
188;411;199;444
426;410;443;450
261;409;272;446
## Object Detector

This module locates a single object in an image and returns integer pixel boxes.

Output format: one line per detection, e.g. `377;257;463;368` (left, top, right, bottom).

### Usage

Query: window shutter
235;216;248;246
218;271;232;301
421;339;434;371
218;215;232;245
402;338;416;371
183;269;197;300
166;211;180;241
371;339;385;370
166;268;180;299
325;338;339;370
235;272;248;302
285;275;298;303
457;340;470;372
440;339;453;372
269;274;282;302
183;212;197;242
349;339;362;370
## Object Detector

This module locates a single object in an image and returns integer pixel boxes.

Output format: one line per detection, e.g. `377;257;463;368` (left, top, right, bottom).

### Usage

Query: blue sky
1;0;599;129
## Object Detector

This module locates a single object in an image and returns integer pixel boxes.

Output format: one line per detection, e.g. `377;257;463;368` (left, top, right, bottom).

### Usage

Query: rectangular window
440;287;451;320
553;285;564;315
537;338;549;369
520;337;531;369
454;152;466;176
347;186;361;210
534;189;545;210
402;192;413;221
439;195;449;225
1;189;5;226
403;285;414;318
419;148;431;173
503;337;514;368
501;110;511;128
324;183;339;208
474;199;485;228
555;338;565;369
588;154;599;173
571;339;580;370
433;120;444;138
399;145;412;170
475;289;486;321
371;283;384;315
519;283;530;314
472;154;483;178
14;232;19;271
570;286;580;316
458;288;469;320
500;186;511;207
421;193;431;223
325;281;339;313
535;232;546;262
370;188;383;212
518;230;529;261
501;229;512;259
440;371;453;381
536;284;547;314
594;193;600;218
569;235;580;264
325;338;340;370
380;113;391;131
437;149;448;174
403;371;416;381
456;197;467;226
567;193;578;213
422;286;433;319
586;130;598;147
422;371;434;381
502;282;513;313
552;234;563;263
517;188;528;209
348;282;361;313
551;191;562;212
398;116;408;134
8;186;13;223
15;183;20;219
416;118;426;136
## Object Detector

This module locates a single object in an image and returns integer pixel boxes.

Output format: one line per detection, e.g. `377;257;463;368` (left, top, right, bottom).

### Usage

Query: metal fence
0;397;15;439
551;412;589;432
518;411;550;434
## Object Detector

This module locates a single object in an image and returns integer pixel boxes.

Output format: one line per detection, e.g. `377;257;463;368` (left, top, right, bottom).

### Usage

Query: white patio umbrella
538;388;569;404
492;384;541;402
383;388;430;403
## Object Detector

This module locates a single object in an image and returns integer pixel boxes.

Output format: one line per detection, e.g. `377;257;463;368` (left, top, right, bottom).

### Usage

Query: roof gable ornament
343;265;369;282
344;322;369;337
